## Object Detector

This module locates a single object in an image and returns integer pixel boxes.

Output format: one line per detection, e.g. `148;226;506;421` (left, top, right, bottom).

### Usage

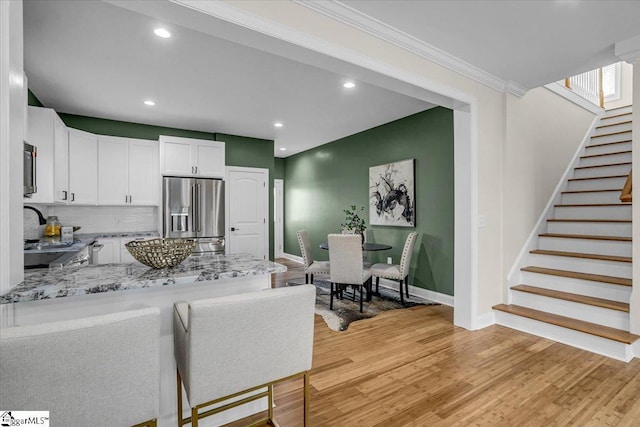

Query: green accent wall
28;89;44;107
283;107;454;295
274;158;285;180
53;113;276;260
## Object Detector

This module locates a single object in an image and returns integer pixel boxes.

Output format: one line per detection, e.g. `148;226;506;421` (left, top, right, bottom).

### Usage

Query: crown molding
295;0;528;97
615;34;640;64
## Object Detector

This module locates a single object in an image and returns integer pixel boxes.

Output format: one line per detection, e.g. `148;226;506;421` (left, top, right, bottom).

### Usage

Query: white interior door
227;167;268;260
274;179;284;258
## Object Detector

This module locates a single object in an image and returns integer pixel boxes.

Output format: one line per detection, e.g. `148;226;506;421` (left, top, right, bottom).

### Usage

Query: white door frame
274;179;284;258
225;166;269;260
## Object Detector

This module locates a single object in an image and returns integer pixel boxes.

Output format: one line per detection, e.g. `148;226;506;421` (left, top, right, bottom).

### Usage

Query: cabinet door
160;138;193;176
194;141;225;178
95;238;120;264
68;129;98;205
25;107;54;203
120;237;145;264
53;116;69;203
128;139;158;205
98;136;128;205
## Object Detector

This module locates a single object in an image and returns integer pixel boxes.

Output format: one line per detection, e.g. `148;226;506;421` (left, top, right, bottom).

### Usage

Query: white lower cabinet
95;238;120;264
95;236;147;265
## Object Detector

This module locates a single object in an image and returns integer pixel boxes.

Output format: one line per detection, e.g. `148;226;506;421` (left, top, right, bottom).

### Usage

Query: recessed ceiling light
343;81;356;89
154;28;171;38
144;100;155;106
274;122;283;128
279;148;286;151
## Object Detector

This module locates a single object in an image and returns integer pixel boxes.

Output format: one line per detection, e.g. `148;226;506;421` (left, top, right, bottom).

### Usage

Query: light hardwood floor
224;258;640;426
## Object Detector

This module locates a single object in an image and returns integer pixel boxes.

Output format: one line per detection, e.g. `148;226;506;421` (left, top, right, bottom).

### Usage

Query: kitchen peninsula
0;253;287;426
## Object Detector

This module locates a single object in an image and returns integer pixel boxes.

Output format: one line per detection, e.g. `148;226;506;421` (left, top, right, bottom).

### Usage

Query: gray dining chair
0;308;160;427
370;232;418;304
297;229;330;284
328;233;372;313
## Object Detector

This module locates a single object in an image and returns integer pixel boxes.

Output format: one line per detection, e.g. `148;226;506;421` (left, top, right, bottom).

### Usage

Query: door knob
231;227;240;231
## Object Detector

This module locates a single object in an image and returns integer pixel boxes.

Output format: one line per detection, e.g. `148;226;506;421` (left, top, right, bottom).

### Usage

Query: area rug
286;279;439;331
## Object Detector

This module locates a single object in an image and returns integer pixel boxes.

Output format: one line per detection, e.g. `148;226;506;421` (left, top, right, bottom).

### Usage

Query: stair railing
620;170;632;203
563;67;605;108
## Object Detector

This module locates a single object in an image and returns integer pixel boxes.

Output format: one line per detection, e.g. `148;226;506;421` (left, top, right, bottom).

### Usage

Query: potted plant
341;205;366;240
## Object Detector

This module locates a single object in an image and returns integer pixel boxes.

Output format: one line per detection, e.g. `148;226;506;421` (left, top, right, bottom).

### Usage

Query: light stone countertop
2;253;286;304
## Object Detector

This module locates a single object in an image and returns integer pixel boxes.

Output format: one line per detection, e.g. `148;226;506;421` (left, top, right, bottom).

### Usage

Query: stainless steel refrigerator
163;177;225;254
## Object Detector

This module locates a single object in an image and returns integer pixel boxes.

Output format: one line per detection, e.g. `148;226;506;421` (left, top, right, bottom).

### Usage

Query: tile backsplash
23;205;158;238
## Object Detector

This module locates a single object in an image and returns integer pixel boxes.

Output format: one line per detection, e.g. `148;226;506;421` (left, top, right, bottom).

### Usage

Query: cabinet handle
129;195;132;203
125;195;128;203
71;193;75;202
195;166;198;174
62;190;67;201
191;166;195;174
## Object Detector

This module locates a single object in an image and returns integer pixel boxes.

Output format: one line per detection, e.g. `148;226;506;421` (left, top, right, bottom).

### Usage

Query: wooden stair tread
605;105;632;112
511;285;629;312
601;112;631;120
521;266;632;287
596;121;632;129
580;150;632;159
561;189;621;194
554;203;630;207
529;249;631;263
591;130;632;138
586;139;632;149
539;233;631;242
568;174;627;182
547;219;630;223
493;304;639;344
574;162;631;170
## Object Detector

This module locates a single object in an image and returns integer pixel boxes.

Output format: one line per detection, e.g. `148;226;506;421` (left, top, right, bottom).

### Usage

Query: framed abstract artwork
369;159;415;227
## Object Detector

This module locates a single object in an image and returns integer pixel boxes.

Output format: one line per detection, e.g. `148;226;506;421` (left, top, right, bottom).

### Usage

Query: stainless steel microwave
23;141;37;197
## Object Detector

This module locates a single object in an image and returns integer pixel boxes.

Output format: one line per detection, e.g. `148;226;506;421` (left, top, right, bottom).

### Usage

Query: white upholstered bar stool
173;285;316;427
0;308;161;427
328;233;372;313
297;230;330;284
370;232;418;304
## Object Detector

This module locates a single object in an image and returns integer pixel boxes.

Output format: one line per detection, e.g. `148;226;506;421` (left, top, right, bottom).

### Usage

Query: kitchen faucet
24;205;46;225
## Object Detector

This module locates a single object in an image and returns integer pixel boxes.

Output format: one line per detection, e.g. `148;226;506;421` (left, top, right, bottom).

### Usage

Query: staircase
494;105;638;362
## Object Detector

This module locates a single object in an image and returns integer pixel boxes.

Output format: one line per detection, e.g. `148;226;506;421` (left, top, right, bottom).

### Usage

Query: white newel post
631;61;639;339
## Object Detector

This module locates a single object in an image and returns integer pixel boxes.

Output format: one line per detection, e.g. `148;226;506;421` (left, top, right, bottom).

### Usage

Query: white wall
0;0;25;293
502;87;597;293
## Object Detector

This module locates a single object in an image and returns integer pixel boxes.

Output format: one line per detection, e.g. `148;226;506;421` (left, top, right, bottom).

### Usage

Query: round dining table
319;242;392;251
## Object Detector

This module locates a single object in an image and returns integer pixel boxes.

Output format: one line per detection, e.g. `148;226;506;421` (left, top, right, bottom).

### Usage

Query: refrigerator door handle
191;184;197;233
196;183;202;232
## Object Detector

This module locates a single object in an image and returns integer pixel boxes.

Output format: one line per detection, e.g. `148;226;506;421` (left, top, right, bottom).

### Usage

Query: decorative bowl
125;238;195;269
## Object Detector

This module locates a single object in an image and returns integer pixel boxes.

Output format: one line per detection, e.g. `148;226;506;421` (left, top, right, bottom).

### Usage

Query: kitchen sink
24;239;76;251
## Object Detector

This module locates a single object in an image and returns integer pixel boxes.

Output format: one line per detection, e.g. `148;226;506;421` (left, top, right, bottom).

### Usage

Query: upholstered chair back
328;233;364;284
173;285;316;407
399;232;418;277
0;308;160;427
297;230;314;267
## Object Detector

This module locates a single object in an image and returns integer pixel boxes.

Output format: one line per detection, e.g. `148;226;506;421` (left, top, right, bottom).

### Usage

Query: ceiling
24;1;640;158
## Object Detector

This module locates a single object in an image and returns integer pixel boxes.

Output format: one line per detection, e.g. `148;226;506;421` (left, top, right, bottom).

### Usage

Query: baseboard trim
378;278;454;306
474;311;496;329
280;253;303;264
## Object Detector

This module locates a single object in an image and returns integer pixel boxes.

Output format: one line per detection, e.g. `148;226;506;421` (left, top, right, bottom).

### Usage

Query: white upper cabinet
25;107;68;204
68;129;98;205
98;136;158;206
159;136;225;178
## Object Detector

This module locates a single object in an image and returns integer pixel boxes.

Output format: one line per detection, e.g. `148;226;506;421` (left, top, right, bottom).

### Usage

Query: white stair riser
494;311;634;362
579;152;631;167
588;131;632;145
510;291;629;330
600;114;632;126
593;123;632;136
538;236;631;257
561;191;622;204
573;164;631;179
584;141;632;156
547;221;631;237
554;205;631;220
604;106;632;116
567;176;627;191
519;271;631;302
527;253;632;279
